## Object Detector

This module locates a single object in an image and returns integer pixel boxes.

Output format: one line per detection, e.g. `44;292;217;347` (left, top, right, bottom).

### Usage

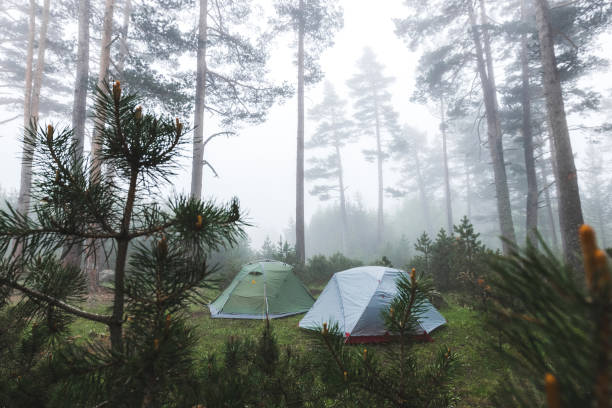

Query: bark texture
22;0;35;132
295;0;306;264
63;0;90;269
534;0;584;271
468;0;517;253
17;0;50;218
86;0;115;293
520;0;538;244
190;0;208;199
440;98;453;233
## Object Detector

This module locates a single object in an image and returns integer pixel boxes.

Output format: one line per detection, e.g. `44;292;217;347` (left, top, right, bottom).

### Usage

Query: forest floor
70;289;511;407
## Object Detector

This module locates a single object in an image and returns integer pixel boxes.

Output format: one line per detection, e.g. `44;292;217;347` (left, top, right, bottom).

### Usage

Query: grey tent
299;266;446;343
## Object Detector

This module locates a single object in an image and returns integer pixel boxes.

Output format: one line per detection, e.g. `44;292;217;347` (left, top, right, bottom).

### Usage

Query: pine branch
0;278;113;324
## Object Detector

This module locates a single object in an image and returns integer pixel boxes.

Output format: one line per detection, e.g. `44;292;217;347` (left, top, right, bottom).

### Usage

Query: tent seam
333;276;347;333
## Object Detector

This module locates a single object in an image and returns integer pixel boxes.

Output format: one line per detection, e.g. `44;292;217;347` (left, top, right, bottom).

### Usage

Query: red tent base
345;332;434;344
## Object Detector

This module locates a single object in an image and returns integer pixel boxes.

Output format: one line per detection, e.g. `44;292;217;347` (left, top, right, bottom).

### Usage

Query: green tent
209;260;315;319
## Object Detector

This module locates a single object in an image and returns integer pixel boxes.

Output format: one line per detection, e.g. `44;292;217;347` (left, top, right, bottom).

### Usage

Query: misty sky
0;0;609;250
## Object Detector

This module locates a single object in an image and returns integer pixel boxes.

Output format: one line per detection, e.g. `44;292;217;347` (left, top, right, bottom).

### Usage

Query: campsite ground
70;289;510;407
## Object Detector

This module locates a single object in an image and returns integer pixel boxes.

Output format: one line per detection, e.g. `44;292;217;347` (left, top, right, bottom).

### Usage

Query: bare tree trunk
534;0;584;272
190;0;208;199
464;155;472;220
22;0;35;132
520;0;539;245
374;101;384;245
17;0;50;219
63;0;90;269
415;150;433;234
86;0;115;294
295;0;306;265
117;0;131;78
335;143;348;254
468;0;517;253
440;97;453;233
537;142;560;250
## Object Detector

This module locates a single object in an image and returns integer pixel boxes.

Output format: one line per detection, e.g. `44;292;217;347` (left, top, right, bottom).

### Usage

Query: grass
68;289;511;407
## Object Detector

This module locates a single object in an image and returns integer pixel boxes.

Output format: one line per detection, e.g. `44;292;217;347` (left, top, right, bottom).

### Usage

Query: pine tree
306;81;355;253
346;47;395;246
413;231;433;277
0;83;245;406
388;125;435;235
396;0;518;253
274;0;343;265
488;225;611;407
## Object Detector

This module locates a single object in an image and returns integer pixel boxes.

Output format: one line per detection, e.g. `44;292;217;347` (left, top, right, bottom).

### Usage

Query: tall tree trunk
415;150;433;234
534;0;584;272
22;0;35;132
537;142;560;250
117;0;131;78
86;0;115;294
440;97;453;233
190;0;208;199
468;0;517;253
335;143;348;254
295;0;306;265
374;101;384;245
464;155;472;220
520;0;539;244
63;0;90;269
17;0;50;219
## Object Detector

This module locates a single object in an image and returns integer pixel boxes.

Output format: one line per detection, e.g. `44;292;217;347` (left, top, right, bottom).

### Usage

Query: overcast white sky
0;0;608;250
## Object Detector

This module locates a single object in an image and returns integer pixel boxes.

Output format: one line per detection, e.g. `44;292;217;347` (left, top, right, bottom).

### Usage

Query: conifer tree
346;47;395;246
488;225;611;407
0;83;245;406
274;0;343;265
306;81;355;252
388;125;435;235
396;0;518;253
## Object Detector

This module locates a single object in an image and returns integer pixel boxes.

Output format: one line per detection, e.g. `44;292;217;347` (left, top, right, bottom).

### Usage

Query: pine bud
112;81;121;103
175;117;183;137
411;268;416;284
579;224;597;289
195;214;203;230
363;348;367;361
594;249;609;290
545;373;560;408
55;170;61;185
322;322;328;335
46;125;54;144
165;314;171;330
343;371;348;382
134;106;142;121
154;338;159;351
477;278;485;287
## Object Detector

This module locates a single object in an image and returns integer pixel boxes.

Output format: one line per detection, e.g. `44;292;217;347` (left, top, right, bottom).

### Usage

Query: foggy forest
0;0;611;407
